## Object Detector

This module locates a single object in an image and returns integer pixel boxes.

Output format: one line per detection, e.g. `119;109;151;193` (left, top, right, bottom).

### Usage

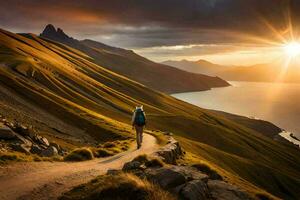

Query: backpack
134;109;146;126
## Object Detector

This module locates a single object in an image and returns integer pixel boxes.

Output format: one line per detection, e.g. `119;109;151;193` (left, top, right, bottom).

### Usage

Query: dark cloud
1;0;300;48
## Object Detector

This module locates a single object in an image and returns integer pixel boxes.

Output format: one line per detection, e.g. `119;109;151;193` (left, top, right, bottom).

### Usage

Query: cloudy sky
1;0;300;65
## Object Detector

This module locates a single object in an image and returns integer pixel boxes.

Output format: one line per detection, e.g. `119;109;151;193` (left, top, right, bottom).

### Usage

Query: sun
283;42;300;57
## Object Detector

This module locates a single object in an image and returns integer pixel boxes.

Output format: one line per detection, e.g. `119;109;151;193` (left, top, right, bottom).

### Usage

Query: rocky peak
40;24;72;42
42;24;56;35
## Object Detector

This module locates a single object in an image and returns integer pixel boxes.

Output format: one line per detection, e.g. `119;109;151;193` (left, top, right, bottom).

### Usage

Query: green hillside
0;28;300;199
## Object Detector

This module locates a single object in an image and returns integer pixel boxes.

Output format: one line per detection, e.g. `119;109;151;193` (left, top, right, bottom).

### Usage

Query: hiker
132;105;146;149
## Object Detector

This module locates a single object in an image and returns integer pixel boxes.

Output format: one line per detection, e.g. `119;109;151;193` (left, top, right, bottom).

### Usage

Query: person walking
132;105;146;149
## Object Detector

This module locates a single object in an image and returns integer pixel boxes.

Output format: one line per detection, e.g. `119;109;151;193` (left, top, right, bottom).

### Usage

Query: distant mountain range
39;24;229;93
163;59;300;83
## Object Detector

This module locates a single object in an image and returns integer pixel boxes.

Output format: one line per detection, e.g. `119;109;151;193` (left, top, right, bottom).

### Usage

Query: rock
40;146;58;157
10;143;31;154
0;123;17;140
208;180;253;200
13;124;30;136
5;122;15;129
145;167;186;189
30;144;43;155
34;135;50;146
122;161;142;171
170;166;209;182
155;137;182;164
41;137;49;146
180;179;211;200
50;142;61;152
192;164;223;180
107;169;122;175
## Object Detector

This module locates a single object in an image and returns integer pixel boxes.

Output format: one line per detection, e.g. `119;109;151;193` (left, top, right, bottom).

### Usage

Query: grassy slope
0;29;300;199
40;32;230;93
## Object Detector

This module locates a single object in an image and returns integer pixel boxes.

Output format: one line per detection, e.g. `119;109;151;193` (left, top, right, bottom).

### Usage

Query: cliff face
40;24;230;93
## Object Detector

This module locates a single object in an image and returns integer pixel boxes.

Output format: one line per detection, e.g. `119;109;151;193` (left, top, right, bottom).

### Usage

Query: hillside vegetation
40;24;229;93
0;28;300;199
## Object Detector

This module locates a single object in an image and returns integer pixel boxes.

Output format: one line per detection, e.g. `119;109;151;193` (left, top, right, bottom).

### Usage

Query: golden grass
0;151;62;164
132;154;165;168
60;173;175;200
64;148;94;161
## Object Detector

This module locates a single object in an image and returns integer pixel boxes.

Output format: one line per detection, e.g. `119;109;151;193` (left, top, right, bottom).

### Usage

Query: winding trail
0;134;158;200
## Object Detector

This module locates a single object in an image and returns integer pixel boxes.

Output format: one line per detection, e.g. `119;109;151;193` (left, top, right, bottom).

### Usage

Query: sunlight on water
279;131;300;146
172;81;300;140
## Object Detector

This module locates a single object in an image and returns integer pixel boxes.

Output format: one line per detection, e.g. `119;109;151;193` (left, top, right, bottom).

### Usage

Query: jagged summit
40;24;72;42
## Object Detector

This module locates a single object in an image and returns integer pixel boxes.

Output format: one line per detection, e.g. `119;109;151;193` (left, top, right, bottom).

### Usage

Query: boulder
30;144;43;155
0;123;17;140
145;167;186;189
40;146;58;157
170;166;209;182
208;180;253;200
34;135;50;146
50;142;61;153
180;179;211;200
13;124;30;136
41;137;50;146
155;137;183;164
122;161;142;171
10;143;31;154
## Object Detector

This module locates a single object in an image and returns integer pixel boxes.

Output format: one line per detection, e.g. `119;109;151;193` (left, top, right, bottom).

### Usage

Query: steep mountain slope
1;28;300;199
163;59;300;83
40;24;230;93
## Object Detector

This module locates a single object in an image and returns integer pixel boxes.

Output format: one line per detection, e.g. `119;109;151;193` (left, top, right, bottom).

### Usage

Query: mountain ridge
39;24;230;93
163;59;300;83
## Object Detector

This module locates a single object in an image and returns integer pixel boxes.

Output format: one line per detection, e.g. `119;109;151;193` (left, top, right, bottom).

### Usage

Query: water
172;81;300;141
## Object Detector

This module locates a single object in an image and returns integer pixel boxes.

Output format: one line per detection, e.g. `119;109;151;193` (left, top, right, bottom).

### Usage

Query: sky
1;0;300;65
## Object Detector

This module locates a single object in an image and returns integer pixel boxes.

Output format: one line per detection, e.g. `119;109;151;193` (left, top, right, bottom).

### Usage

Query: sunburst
283;42;300;58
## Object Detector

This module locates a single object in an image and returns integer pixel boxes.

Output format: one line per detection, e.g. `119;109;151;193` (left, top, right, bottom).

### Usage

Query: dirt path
0;134;158;200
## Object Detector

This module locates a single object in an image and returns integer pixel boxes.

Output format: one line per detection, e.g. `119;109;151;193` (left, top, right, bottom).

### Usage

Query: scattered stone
34;135;49;146
180;179;211;200
50;142;61;152
30;144;43;155
10;143;31;154
155;137;182;164
192;164;223;180
208;180;253;200
0;123;17;140
163;132;173;136
41;137;50;146
40;146;58;157
5;122;15;129
107;169;122;175
13;124;30;136
145;167;186;189
170;166;209;182
122;161;142;171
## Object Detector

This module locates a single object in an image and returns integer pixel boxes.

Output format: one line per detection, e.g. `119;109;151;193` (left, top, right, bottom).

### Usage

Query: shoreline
279;131;300;147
